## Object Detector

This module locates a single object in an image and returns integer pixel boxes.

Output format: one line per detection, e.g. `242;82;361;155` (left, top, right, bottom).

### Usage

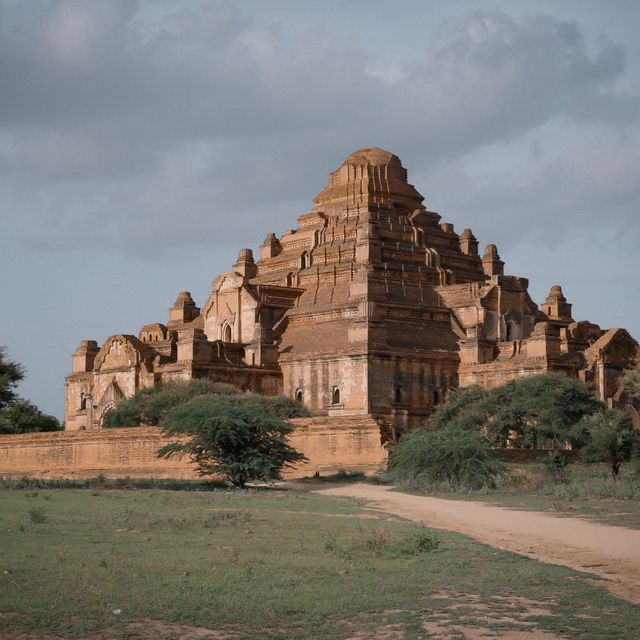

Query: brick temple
66;148;639;435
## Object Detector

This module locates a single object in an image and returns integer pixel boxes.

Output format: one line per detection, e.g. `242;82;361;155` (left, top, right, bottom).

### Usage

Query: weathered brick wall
0;417;387;480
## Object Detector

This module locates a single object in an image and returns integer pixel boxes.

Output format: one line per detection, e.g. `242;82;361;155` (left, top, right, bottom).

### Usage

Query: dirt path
316;484;640;604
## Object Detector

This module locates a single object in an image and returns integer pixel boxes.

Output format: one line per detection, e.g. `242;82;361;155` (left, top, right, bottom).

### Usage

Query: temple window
295;389;303;404
332;387;340;405
79;395;87;411
395;386;403;403
223;324;232;343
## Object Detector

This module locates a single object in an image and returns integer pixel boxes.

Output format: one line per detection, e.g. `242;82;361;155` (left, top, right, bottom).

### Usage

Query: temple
65;148;639;434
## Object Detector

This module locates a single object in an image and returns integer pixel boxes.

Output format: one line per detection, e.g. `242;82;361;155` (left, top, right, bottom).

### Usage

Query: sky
1;0;639;421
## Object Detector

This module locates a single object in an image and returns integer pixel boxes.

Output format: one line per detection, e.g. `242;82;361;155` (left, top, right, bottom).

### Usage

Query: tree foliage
102;379;309;486
0;346;24;410
103;379;243;427
103;379;308;427
0;400;62;434
571;409;640;480
622;355;640;403
482;374;602;448
0;346;61;434
429;386;489;432
389;426;505;490
429;374;602;449
249;393;309;419
158;396;306;487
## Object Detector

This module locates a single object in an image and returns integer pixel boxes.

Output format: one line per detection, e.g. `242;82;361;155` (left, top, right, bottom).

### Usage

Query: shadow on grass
0;475;228;492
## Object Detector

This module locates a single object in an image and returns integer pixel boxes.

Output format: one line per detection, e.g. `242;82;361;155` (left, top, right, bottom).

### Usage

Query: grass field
1;487;639;639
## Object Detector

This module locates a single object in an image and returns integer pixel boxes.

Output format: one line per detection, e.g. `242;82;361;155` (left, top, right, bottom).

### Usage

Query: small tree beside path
158;395;307;487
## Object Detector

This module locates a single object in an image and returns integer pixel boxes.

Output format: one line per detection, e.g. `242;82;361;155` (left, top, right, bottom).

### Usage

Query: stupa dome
343;147;400;167
546;285;567;302
314;147;423;208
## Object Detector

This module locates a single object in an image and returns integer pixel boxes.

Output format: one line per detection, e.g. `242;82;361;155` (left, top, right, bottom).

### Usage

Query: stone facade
66;148;639;435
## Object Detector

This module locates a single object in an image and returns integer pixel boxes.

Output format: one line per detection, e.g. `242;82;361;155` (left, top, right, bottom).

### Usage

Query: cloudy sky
1;0;639;420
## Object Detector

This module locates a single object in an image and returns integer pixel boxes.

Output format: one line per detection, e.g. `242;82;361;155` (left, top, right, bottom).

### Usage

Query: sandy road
315;484;640;604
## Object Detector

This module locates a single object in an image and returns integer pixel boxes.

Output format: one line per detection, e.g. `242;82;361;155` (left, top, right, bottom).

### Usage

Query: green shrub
250;394;310;418
0;400;61;434
543;451;569;484
0;346;24;409
325;525;440;557
103;379;242;427
103;380;309;427
102;399;145;429
389;426;505;491
572;409;640;480
482;374;602;448
0;347;62;433
622;356;640;403
429;386;489;431
158;396;307;487
424;374;602;451
27;506;47;524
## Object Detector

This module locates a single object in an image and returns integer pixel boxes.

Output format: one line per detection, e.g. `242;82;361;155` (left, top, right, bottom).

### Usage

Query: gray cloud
2;0;639;421
0;2;637;260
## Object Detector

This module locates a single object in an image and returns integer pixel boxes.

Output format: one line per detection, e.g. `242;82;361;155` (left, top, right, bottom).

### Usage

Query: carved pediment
585;328;639;368
202;273;246;317
94;335;150;371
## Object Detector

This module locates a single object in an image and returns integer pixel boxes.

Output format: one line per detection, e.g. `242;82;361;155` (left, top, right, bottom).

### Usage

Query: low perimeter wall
0;417;388;480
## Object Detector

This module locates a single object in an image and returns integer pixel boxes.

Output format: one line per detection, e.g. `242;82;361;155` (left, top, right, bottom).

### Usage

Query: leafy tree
389;425;504;490
0;347;60;434
571;409;639;480
104;379;310;427
102;398;144;429
0;400;61;434
428;374;602;449
483;374;602;448
622;356;640;403
103;379;243;427
0;346;24;409
158;396;307;487
250;394;309;419
428;386;489;431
